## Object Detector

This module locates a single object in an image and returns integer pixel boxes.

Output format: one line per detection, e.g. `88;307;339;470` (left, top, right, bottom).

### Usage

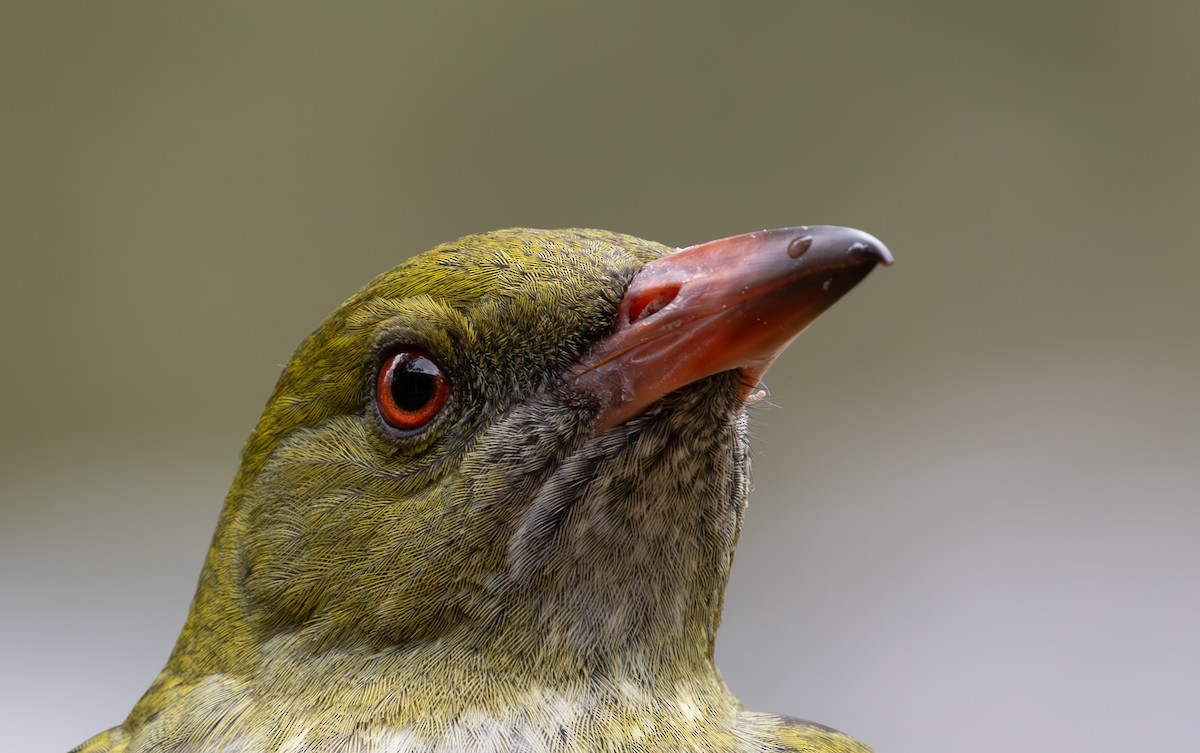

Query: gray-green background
4;3;1198;752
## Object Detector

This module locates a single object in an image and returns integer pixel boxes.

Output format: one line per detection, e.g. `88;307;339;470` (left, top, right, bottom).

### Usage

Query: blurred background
3;2;1198;751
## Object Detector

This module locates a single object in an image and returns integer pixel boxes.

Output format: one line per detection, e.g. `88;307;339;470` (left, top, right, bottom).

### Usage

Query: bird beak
566;225;893;432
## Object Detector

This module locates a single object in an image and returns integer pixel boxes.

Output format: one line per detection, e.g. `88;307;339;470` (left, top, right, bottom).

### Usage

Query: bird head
165;226;890;689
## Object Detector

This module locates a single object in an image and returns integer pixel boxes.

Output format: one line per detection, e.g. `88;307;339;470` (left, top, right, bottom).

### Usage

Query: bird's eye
374;346;451;435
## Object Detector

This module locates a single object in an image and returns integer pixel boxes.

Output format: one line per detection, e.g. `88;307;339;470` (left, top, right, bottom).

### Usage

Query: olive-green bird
71;225;891;753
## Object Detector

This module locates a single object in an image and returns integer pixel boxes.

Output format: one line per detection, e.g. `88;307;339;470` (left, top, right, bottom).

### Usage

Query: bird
70;225;891;753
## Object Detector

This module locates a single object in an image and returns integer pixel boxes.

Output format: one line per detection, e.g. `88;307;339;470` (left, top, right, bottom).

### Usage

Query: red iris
375;347;450;434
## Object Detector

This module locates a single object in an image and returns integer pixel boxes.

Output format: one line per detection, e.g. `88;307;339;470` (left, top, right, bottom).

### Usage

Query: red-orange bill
566;225;892;432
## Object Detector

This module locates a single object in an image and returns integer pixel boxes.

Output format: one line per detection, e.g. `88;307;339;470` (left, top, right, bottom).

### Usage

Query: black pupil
391;355;438;412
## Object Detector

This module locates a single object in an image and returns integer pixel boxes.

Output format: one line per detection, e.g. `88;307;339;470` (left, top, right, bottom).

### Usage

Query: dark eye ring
374;346;451;435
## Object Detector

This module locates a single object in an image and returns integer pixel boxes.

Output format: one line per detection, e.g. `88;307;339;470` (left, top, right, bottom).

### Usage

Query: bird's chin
626;371;752;438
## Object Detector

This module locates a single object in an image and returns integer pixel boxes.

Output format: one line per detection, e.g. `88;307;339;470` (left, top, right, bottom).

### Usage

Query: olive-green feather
67;728;124;753
772;717;875;753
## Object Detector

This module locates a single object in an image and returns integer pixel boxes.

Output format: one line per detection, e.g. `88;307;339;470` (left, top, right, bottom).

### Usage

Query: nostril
787;235;814;259
627;282;681;324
